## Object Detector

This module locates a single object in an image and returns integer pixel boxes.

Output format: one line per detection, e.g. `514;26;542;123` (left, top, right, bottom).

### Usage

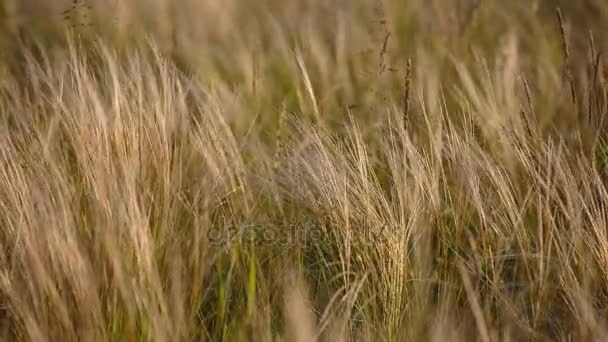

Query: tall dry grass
1;0;608;341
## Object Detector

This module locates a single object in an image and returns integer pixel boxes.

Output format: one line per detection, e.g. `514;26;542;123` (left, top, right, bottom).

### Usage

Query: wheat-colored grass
1;0;608;341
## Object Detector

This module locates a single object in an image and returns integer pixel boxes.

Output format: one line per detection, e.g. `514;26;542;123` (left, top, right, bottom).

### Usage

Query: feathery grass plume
519;75;538;143
403;58;413;130
62;0;93;36
556;7;577;106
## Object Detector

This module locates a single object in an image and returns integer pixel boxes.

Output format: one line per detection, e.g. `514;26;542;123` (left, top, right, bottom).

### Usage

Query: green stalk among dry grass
1;0;608;341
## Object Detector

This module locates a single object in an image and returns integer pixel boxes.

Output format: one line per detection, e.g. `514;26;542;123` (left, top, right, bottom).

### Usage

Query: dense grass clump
2;0;608;341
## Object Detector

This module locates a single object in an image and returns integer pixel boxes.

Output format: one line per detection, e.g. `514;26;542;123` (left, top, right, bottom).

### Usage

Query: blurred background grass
2;0;606;128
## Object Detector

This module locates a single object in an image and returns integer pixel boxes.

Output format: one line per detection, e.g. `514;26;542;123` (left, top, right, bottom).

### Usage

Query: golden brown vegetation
1;0;608;341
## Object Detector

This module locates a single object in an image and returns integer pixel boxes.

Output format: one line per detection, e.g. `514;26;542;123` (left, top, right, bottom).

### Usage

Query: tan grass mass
0;1;608;341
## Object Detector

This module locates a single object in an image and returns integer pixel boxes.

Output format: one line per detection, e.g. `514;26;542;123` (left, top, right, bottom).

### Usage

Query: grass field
1;0;608;340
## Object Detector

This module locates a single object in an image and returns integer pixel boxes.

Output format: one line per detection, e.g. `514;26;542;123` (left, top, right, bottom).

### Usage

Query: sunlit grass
1;0;608;341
